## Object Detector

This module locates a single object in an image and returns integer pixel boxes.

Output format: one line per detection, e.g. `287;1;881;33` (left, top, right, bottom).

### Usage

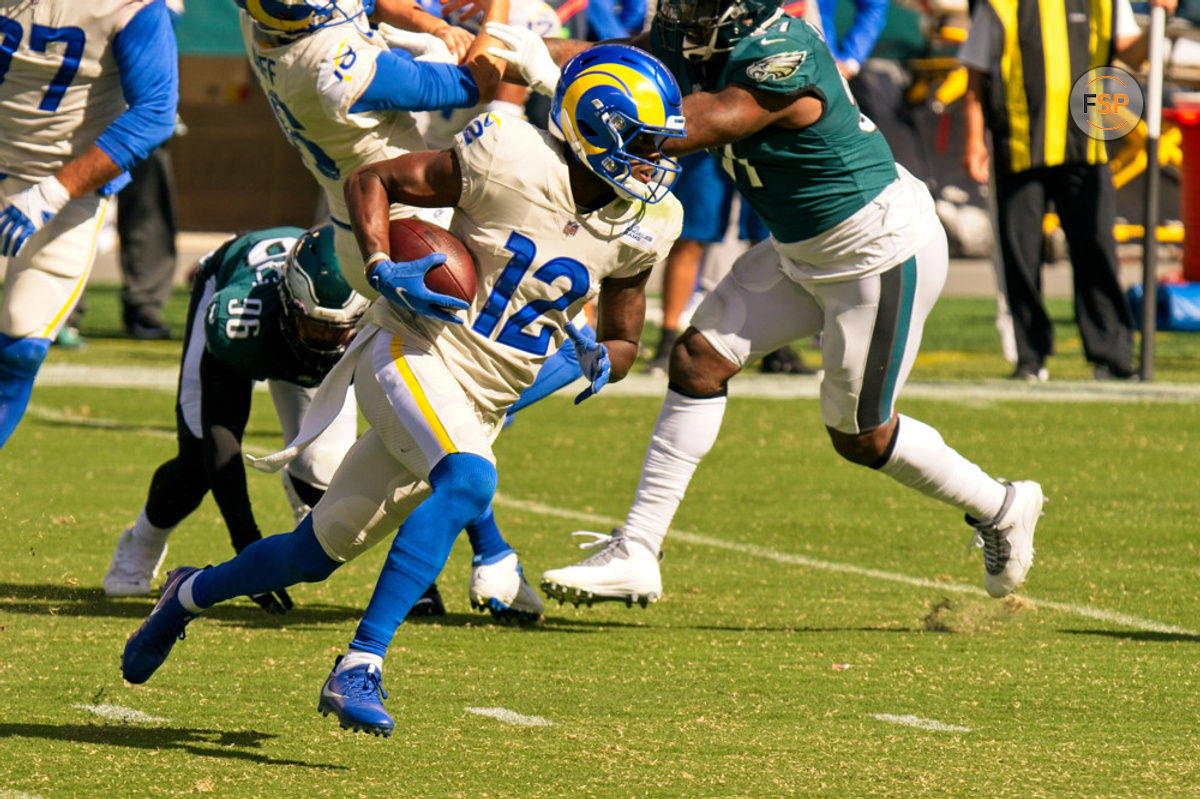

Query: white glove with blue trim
484;21;561;96
375;23;455;64
0;175;71;257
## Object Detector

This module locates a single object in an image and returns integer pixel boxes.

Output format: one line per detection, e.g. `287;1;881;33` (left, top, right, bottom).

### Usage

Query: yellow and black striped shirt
979;0;1115;172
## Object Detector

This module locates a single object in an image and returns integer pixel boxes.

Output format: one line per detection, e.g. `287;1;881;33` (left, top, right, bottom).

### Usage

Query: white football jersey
366;113;683;422
414;0;562;150
240;12;427;226
0;0;152;180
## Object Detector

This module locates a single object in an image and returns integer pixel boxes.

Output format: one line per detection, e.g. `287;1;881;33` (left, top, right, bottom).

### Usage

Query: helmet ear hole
235;0;368;33
550;44;688;204
279;224;370;364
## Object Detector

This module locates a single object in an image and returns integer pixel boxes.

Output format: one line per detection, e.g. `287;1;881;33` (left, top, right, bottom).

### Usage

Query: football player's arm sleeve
349;49;480;113
95;1;179;174
198;349;263;555
587;0;630;41
837;0;888;67
617;0;647;35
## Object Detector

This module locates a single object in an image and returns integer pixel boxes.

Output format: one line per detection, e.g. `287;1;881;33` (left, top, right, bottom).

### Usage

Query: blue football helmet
551;45;686;204
237;0;374;34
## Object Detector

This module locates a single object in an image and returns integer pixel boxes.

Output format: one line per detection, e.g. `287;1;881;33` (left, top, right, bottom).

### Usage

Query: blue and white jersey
0;0;178;183
367;114;683;420
240;9;475;228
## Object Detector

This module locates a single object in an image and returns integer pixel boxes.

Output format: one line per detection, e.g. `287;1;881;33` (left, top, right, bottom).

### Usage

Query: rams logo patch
746;51;807;83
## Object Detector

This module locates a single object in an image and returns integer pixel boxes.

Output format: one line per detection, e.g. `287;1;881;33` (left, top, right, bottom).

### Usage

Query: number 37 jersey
367;113;684;421
0;0;151;179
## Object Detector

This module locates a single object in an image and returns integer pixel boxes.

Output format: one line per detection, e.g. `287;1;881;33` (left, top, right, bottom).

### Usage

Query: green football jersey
653;14;897;242
201;227;328;388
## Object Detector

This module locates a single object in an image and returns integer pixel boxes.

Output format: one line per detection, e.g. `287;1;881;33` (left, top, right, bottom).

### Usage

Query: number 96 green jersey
652;14;897;243
200;227;329;388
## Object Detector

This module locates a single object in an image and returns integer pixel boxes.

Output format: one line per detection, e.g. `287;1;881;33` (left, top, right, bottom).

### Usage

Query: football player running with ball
122;45;686;737
233;0;595;622
489;0;1044;608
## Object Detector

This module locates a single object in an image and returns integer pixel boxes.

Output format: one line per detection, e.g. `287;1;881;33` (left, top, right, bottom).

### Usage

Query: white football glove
374;23;455;64
484;21;561;96
0;175;70;257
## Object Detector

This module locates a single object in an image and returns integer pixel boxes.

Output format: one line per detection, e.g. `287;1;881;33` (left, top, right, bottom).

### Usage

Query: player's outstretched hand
250;589;295;615
484;22;561;96
565;322;610;404
375;23;455;62
368;254;468;325
0;176;71;257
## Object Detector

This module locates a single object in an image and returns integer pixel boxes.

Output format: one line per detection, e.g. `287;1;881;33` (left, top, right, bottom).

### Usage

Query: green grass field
2;285;1200;798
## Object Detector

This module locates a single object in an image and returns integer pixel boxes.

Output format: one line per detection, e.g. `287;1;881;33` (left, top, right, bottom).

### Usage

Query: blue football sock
0;334;51;448
350;453;497;657
191;514;340;609
465;507;513;565
506;329;584;417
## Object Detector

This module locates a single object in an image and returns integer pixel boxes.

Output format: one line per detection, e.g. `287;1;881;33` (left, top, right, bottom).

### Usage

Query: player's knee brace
428;453;497;527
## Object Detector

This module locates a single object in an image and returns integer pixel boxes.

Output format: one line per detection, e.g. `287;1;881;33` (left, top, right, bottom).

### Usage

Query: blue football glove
367;253;469;325
0;176;71;257
565;322;610;404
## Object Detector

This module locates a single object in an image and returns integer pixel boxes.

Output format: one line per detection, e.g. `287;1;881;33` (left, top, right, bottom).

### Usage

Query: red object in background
1164;107;1200;281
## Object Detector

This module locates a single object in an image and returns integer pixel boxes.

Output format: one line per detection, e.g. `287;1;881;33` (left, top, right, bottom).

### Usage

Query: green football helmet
279;224;369;369
654;0;785;87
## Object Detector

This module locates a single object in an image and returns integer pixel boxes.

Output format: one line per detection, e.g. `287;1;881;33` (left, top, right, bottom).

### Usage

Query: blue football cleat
318;656;395;737
121;566;201;684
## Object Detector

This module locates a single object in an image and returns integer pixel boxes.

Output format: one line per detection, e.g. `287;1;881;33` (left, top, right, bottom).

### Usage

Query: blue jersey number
266;91;340;180
0;17;85;113
472;231;590;356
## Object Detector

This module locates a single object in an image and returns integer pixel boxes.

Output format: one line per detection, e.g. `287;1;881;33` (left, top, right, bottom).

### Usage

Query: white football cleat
469;551;543;623
967;480;1044;597
540;529;662;608
104;526;168;597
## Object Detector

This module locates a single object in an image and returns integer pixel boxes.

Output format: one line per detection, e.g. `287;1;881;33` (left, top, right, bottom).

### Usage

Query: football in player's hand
388;217;477;303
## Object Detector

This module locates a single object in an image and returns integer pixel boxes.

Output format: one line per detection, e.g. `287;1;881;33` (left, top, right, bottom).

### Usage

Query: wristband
365;251;390;271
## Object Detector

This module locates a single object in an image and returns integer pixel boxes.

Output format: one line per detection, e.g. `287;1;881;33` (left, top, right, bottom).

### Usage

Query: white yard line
464;707;553;727
35;363;1200;403
25;377;1198;637
72;704;168;723
873;714;972;733
490;495;1200;638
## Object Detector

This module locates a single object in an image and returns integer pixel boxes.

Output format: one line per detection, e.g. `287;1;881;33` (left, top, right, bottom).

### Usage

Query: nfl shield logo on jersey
563;220;580;237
